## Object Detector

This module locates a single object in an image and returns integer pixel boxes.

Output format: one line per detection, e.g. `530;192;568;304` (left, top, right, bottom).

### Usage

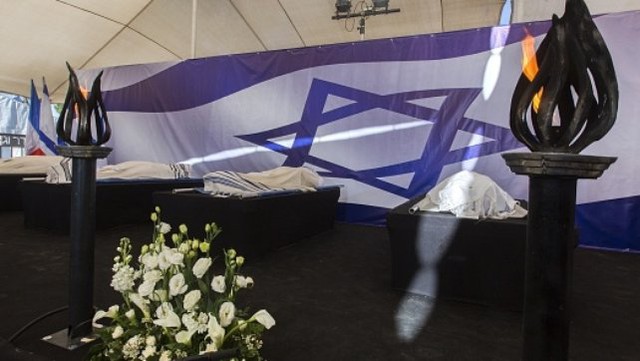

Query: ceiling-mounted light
335;0;352;13
372;0;389;10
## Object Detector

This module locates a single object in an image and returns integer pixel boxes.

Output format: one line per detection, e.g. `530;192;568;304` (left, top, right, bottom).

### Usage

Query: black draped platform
387;196;528;311
152;187;341;258
21;178;204;233
0;174;45;212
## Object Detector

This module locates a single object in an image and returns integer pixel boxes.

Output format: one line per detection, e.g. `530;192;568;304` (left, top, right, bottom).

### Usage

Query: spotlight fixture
372;0;389;10
335;0;352;14
331;0;400;38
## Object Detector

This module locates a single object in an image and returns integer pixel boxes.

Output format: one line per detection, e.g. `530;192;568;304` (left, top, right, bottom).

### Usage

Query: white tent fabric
1;0;638;103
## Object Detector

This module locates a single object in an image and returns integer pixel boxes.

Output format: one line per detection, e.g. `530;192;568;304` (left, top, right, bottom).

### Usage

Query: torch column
503;153;615;360
504;0;619;358
57;146;111;339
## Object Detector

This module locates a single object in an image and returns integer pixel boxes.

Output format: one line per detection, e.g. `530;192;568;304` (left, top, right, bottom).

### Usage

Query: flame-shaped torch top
56;62;111;146
510;0;618;153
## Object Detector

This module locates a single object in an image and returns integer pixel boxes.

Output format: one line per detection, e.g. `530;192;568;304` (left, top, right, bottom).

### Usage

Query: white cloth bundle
0;156;63;175
45;160;192;184
410;170;527;219
203;166;323;197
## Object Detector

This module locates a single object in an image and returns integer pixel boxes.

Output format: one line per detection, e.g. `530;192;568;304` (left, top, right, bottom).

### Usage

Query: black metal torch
502;0;618;359
56;62;112;342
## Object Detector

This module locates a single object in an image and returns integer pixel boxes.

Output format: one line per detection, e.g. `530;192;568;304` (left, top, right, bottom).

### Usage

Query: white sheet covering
203;167;323;197
45;160;192;184
0;156;64;175
409;170;527;219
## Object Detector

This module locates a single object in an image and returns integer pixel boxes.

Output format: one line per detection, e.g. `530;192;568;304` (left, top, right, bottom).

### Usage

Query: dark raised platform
152;187;341;258
21;178;204;233
387;196;528;311
0;174;45;212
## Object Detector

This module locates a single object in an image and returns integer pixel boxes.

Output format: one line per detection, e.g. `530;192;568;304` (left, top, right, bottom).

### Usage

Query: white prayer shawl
0;155;63;174
45;160;192;183
203;167;323;197
410;170;527;219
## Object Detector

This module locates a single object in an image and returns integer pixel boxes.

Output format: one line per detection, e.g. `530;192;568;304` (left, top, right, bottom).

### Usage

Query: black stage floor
0;211;638;360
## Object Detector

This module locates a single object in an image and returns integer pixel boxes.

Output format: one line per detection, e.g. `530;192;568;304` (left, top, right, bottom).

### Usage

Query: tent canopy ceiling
1;0;639;103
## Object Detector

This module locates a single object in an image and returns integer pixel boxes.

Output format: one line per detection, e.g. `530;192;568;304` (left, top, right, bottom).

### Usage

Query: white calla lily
251;309;276;329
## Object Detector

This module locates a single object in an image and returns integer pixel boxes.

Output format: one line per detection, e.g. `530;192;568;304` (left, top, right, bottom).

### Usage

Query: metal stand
503;152;615;360
43;146;111;349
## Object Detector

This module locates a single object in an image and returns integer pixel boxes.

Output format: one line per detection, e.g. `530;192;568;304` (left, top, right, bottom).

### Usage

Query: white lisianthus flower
178;242;190;254
211;275;226;293
206;314;225;348
140;253;159;270
192;257;212;279
145;335;156;346
138;280;156;298
218;301;236;327
196;312;210;334
251;309;276;329
111;325;124;339
129;293;151;319
153;302;181;328
169;273;188;296
167;248;185;267
182;313;199;333
183;290;201;312
158;247;184;270
235;275;254;289
175;329;196;345
158;222;171;234
143;269;163;283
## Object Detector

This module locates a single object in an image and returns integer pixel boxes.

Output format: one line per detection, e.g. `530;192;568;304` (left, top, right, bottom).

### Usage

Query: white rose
183;290;201;312
192;257;212;279
251;309;276;329
210;275;226;293
169;274;188;296
218;301;236;327
111;325;124;339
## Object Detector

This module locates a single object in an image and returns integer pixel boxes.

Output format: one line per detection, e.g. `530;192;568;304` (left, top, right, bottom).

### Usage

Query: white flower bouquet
88;207;275;361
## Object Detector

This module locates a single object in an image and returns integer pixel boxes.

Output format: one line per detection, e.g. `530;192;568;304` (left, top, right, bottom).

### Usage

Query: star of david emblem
238;78;522;198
